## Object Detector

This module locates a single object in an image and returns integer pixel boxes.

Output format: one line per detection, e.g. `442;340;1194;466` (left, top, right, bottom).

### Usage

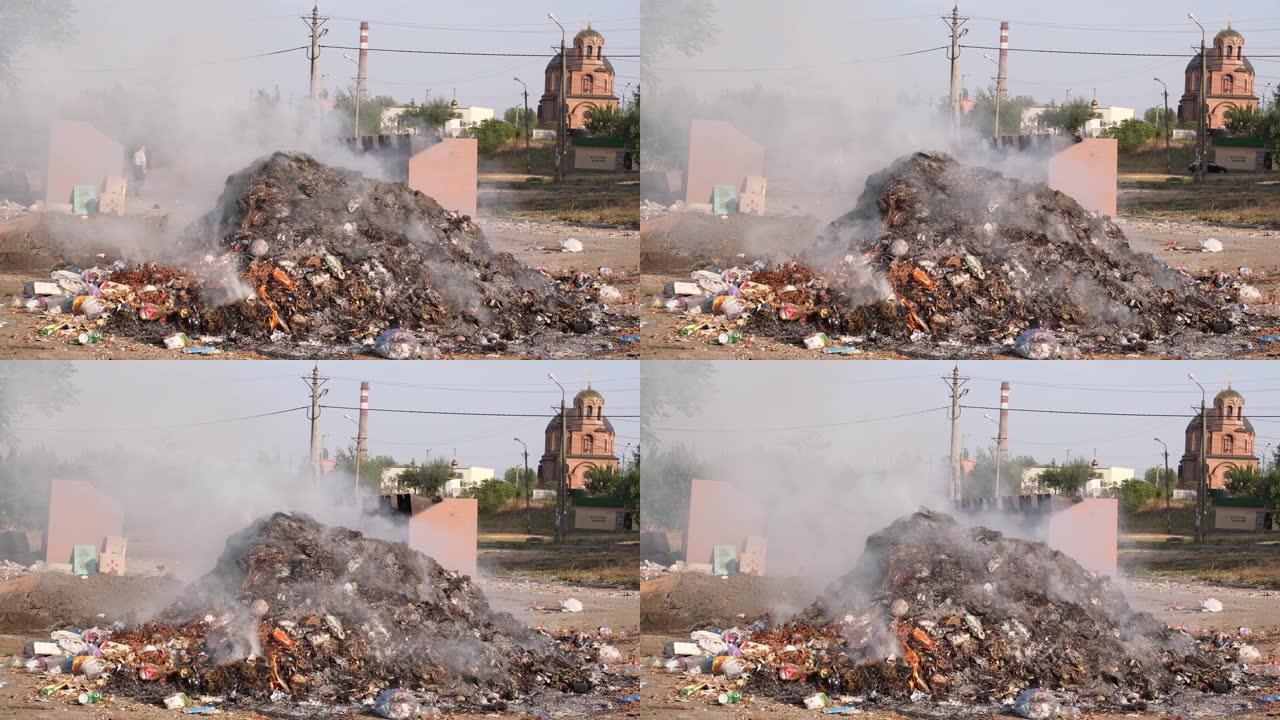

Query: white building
1082;105;1135;138
443;465;495;497
444;105;495;138
1019;106;1060;135
1021;463;1136;497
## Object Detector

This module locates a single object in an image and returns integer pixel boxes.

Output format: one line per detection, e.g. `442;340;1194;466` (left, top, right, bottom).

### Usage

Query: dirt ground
637;193;1280;360
480;172;639;229
480;530;641;589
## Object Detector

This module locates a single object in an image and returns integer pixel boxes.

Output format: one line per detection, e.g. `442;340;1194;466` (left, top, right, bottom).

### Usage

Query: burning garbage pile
13;152;632;356
661;511;1259;714
13;513;631;715
657;152;1247;357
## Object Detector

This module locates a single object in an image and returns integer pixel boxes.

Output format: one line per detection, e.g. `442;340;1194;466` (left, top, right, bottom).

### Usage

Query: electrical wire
12;406;308;433
649;406;947;434
961;43;1280;58
321;405;639;418
321;44;637;58
644;45;946;73
12;46;308;74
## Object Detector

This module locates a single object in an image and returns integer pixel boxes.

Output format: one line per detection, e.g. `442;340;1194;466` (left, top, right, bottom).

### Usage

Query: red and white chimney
357;21;369;102
997;381;1010;462
998;21;1009;101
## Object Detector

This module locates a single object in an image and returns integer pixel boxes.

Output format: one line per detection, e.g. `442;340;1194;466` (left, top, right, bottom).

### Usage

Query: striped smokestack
357;381;369;464
998;21;1009;101
997;381;1010;463
357;21;369;104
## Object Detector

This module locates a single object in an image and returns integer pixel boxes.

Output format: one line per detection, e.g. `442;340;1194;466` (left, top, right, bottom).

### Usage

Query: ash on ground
14;153;634;357
16;513;632;716
662;511;1264;716
656;152;1261;358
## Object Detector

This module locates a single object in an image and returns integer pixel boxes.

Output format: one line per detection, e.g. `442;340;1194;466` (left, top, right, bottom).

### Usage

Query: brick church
538;385;620;490
1179;385;1259;490
538;25;621;130
1179;25;1260;130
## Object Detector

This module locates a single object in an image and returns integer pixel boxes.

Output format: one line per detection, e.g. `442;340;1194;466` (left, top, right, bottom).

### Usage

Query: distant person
132;145;147;195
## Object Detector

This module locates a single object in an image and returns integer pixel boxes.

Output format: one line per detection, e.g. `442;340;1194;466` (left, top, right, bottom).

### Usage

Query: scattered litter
1202;598;1224;613
560;238;584;253
561;598;584;613
1201;238;1224;253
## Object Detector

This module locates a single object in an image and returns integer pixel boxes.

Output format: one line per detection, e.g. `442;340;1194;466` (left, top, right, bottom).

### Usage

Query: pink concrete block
45;479;124;566
407;138;478;218
407;498;478;577
46;120;124;206
684;479;766;571
1046;498;1118;577
685;119;764;206
1048;138;1117;217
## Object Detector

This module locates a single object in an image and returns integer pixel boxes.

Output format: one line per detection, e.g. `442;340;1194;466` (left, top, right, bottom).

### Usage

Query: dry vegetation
1118;138;1280;228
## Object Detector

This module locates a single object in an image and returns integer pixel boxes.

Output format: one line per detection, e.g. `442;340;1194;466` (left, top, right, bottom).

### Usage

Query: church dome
575;27;604;43
1216;387;1244;403
1215;27;1244;44
575;387;604;403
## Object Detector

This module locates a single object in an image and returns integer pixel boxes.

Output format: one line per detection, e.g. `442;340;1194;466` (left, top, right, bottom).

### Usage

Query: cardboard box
738;191;766;215
739;551;765;575
99;551;126;576
103;175;128;196
742;175;767;195
99;191;125;216
102;535;127;555
72;544;98;575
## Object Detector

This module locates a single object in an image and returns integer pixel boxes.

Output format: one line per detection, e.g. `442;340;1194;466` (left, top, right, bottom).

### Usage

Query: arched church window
1225;435;1234;453
583;74;594;94
586;44;593;58
1224;75;1234;93
584;435;594;454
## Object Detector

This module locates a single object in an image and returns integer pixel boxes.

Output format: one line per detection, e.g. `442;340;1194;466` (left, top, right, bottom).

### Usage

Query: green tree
963;449;1039;500
585;106;625;136
584;462;640;513
503;466;536;491
1225;465;1269;498
396;457;456;496
396;99;460;133
471;118;518;154
1143;106;1176;133
641;0;716;58
1143;466;1176;497
1041;99;1101;136
503;106;536;131
1113;478;1160;513
333;90;401;137
1224;106;1265;137
1105;118;1159;153
464;477;520;513
1038;461;1100;499
965;90;1037;138
333;447;399;494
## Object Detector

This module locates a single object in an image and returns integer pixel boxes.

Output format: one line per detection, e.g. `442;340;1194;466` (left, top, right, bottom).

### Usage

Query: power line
644;45;946;73
13;46;307;74
963;404;1280;419
321;44;637;58
13;406;307;433
961;43;1280;58
321;404;639;418
649;406;946;434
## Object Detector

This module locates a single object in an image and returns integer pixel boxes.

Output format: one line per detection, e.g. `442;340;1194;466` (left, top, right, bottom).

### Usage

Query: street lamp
342;53;361;139
1154;77;1171;174
343;413;362;511
548;372;567;543
513;77;532;175
547;13;567;184
983;53;1002;141
514;437;532;534
1188;372;1207;543
1154;437;1171;534
1188;13;1207;185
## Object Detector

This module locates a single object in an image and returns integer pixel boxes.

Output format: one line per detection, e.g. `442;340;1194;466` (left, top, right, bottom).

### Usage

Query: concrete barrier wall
1047;138;1118;217
407;138;478;218
407;497;477;577
684;478;765;570
1045;497;1118;577
45;479;124;566
684;119;764;206
46;120;123;206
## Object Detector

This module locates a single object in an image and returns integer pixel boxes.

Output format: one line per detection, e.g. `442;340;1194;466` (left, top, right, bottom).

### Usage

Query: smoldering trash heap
662;152;1257;357
664;511;1261;714
17;513;631;715
17;152;633;357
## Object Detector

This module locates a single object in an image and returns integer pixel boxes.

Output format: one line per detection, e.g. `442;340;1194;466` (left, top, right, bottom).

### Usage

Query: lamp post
983;54;1002;141
1154;437;1171;534
1188;373;1208;543
1154;77;1171;174
342;53;361;138
514;437;531;534
513;77;531;175
984;414;1002;505
548;372;567;544
1188;13;1207;185
548;13;567;184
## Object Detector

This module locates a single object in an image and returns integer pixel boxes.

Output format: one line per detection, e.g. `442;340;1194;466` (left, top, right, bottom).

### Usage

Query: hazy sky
8;361;640;474
24;1;640;112
645;361;1280;476
645;1;1280;112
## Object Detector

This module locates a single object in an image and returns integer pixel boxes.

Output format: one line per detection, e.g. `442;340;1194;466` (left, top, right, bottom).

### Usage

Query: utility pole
1155;437;1171;534
549;374;568;544
301;4;330;102
515;438;531;534
943;365;970;502
1155;77;1171;174
1189;373;1208;543
515;77;532;175
1189;14;1207;185
549;14;568;184
303;363;330;480
942;4;970;126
